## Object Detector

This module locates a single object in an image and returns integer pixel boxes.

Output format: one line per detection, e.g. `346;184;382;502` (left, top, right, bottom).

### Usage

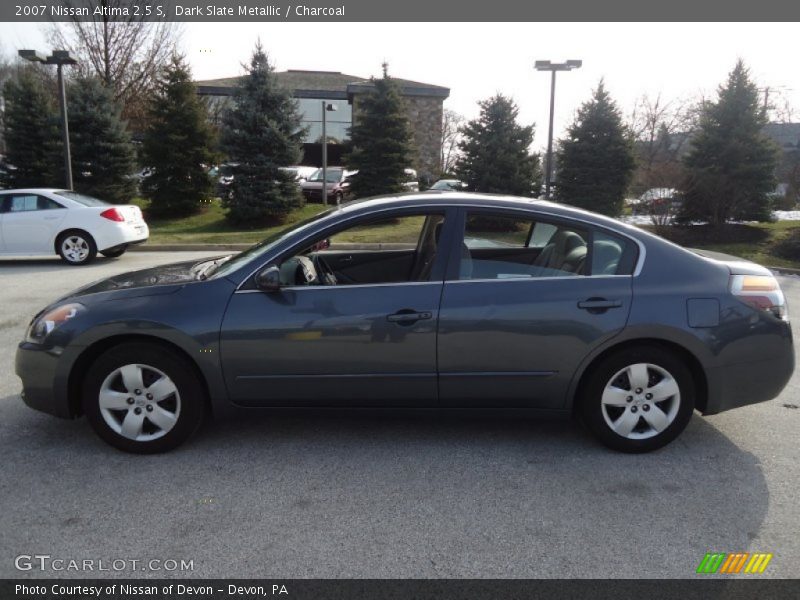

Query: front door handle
577;298;622;313
387;310;432;325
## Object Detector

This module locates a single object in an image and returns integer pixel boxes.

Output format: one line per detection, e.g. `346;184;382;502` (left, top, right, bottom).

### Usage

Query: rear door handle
387;310;432;324
577;298;622;312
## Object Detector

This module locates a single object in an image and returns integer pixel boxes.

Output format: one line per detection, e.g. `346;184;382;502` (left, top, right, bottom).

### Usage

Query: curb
130;244;251;252
768;266;800;276
129;242;415;252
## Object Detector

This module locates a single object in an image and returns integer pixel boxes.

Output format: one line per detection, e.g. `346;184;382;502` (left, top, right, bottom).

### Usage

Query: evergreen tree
555;82;635;217
142;54;216;216
455;94;541;196
2;68;61;187
348;64;414;198
69;76;137;204
680;60;778;225
221;42;304;225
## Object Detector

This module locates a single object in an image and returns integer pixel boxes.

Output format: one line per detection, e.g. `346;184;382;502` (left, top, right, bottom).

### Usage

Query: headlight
25;303;86;344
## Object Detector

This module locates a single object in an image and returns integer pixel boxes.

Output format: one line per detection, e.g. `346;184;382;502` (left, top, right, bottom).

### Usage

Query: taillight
730;274;788;321
100;208;125;222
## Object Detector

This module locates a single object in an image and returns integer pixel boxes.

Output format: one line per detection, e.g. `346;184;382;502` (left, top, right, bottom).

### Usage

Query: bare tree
440;108;464;176
760;87;796;124
628;93;699;169
626;93;705;226
49;1;180;130
0;43;16;155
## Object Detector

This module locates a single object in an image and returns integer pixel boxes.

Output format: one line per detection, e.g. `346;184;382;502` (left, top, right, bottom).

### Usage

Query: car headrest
562;245;587;273
593;240;622;275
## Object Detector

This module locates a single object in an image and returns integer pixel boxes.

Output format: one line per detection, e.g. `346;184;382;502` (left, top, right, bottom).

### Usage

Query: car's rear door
437;207;636;409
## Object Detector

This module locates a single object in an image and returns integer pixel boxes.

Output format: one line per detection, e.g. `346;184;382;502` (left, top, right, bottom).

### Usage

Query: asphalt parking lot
0;252;799;579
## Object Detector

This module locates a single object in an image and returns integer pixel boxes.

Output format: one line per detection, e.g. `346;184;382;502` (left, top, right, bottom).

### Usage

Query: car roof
0;188;67;194
332;192;648;237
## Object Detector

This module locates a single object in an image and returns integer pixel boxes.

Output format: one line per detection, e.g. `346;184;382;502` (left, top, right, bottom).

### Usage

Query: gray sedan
15;193;795;453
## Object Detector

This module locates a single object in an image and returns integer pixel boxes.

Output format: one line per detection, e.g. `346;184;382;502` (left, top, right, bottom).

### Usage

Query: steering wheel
312;254;338;286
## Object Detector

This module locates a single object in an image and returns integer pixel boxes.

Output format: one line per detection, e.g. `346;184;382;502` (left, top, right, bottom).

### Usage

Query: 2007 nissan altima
15;193;795;453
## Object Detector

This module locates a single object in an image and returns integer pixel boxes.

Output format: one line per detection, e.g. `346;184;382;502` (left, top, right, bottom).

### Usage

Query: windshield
207;207;337;279
431;180;460;190
54;191;110;207
307;168;343;183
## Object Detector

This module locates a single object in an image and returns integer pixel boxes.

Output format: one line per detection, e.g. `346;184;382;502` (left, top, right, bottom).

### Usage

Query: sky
1;21;798;151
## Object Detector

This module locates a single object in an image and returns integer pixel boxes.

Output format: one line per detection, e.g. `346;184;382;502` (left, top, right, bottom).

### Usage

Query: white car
0;188;149;265
403;168;420;192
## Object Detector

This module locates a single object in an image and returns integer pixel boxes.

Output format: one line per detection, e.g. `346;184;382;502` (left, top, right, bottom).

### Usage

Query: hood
59;258;217;301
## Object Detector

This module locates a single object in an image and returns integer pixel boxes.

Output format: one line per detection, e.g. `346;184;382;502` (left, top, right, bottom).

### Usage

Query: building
195;70;450;180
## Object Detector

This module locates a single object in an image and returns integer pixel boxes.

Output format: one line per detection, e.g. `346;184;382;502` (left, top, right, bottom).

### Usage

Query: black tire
579;345;695;453
101;247;127;258
82;343;205;454
56;230;97;265
335;192;344;205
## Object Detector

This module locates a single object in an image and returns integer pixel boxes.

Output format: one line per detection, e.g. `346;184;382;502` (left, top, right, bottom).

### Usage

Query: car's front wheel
580;345;695;453
82;343;205;453
57;231;97;265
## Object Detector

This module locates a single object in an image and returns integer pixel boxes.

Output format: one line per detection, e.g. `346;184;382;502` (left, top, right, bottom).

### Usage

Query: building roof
195;69;449;100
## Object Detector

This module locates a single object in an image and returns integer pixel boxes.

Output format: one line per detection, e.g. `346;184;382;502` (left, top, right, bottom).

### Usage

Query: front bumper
15;342;73;419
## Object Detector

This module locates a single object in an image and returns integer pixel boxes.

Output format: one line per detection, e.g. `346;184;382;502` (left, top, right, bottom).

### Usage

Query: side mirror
255;265;282;292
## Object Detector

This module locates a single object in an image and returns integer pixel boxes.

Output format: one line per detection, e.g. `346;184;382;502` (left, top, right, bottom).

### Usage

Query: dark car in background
15;194;794;454
300;167;357;204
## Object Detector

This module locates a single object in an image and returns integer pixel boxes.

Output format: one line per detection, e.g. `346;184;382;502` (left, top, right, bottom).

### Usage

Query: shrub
772;228;800;261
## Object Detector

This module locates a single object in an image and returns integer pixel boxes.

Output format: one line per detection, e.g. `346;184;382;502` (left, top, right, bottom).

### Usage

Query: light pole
321;101;338;206
534;59;582;200
19;49;77;190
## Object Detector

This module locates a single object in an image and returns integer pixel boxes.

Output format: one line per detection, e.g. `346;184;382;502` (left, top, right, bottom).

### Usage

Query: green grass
139;198;800;269
138;198;325;245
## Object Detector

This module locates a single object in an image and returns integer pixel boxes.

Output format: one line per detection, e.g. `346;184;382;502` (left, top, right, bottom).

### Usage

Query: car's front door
0;194;67;254
437;208;636;409
220;209;456;407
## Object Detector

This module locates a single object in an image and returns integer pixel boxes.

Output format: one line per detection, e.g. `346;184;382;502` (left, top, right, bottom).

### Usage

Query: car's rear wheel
101;247;127;258
57;231;97;265
580;345;695;453
82;343;204;453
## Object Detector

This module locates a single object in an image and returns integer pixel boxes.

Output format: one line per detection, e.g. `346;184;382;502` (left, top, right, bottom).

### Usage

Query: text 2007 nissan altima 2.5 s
15;194;795;453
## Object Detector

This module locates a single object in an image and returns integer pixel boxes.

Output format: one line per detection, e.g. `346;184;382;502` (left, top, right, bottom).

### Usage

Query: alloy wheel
61;236;90;263
600;362;681;440
98;363;182;442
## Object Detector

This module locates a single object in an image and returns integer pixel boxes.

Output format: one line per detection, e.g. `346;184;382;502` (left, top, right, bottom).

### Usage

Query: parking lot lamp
534;59;582;199
19;49;78;190
322;102;338;206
